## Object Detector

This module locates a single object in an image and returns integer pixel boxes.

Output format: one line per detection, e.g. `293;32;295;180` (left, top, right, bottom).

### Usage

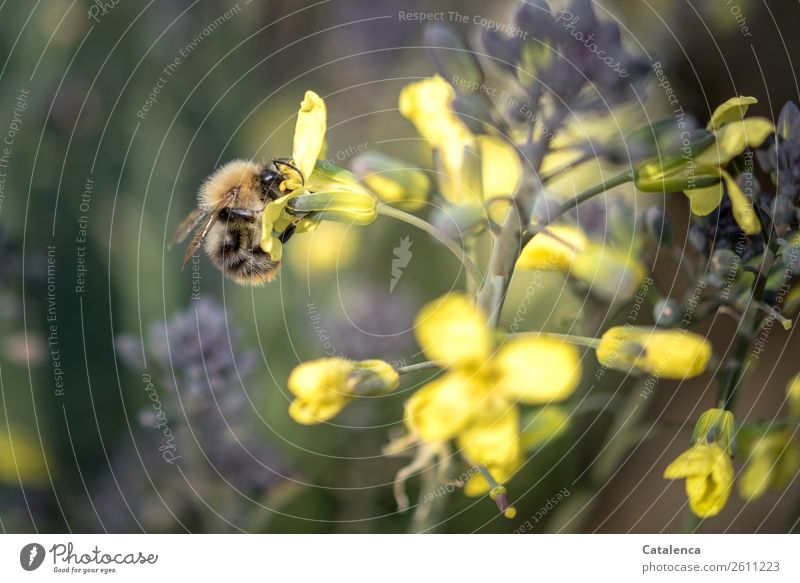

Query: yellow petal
289;397;348;425
457;406;520;469
292;90;327;179
685;179;724;216
516;225;587;272
399;76;472;173
494;337;582;404
404;373;478;442
286;221;359;274
287;358;352;425
722;171;760;235
707;96;758;131
664;444;733;517
695;118;775;167
478;135;520;198
287;358;353;402
414;293;492;368
262;235;283;261
286;358;398;424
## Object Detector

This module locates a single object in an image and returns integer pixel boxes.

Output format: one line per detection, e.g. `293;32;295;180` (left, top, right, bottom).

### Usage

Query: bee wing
170;207;206;248
181;205;225;269
176;186;240;270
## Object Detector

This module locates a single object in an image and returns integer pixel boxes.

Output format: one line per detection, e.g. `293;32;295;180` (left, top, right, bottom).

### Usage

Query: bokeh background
1;0;799;533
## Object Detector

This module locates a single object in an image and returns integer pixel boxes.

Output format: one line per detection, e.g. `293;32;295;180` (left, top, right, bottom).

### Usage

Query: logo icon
390;236;413;293
20;543;46;571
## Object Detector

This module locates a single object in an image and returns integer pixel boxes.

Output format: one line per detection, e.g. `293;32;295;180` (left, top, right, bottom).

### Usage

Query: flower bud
596;326;712;379
692;408;736;455
288;191;378;225
635;170;721;193
287;358;398;424
634;129;715;184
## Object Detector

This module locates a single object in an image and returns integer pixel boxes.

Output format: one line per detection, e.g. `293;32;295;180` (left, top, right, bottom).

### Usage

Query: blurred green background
1;0;799;533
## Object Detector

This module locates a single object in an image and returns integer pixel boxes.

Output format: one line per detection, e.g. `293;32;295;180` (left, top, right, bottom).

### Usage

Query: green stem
718;242;777;410
376;202;483;286
538;169;634;229
477;108;559;325
506;331;600;349
395;361;439;375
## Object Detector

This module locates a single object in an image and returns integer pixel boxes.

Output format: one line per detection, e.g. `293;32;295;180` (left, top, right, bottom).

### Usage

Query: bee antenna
273;158;305;187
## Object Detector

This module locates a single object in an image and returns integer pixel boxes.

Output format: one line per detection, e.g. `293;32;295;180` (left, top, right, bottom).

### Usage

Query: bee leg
278;224;297;244
228;208;257;220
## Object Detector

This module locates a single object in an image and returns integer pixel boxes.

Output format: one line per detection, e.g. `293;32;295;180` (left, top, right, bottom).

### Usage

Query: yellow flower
399;76;472;176
738;430;800;501
260;91;328;261
664;443;733;517
287;358;399;424
0;426;49;486
399;76;520;207
596;326;712;379
517;225;647;300
260;91;376;261
637;96;774;235
292;91;327;179
406;293;582;494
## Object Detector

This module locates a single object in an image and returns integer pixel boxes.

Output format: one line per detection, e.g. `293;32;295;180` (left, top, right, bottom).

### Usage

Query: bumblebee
171;158;304;285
